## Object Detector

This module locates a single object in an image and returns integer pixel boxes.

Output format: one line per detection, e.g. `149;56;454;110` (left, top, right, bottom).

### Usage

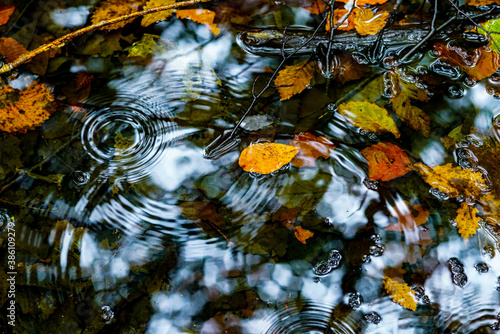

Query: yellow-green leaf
455;202;480;239
239;143;300;174
383;276;417;311
337;101;400;138
274;60;315;101
391;92;431;137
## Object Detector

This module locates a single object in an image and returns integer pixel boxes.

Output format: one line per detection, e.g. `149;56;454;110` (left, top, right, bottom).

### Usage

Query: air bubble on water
348;292;363;309
363;179;379;190
367;132;378;140
313;261;334;276
447;85;465;98
362;255;371;263
72;170;90;186
452;272;468;288
429;188;450;200
475;262;489;273
369;244;385;257
314;277;321;283
101;306;114;322
482;245;495;259
371;234;381;243
327;103;336;111
364;312;382;324
466;134;483;147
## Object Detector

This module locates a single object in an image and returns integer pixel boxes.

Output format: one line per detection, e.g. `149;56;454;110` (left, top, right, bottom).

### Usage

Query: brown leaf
294;225;314;244
303;0;328;15
352;8;390;36
361;142;412;181
289;132;335;168
274;60;315;101
239;143;300;174
386;201;429;231
0;82;54;133
0;3;15;26
455;202;480;239
434;43;500;81
0;37;28;63
176;9;220;35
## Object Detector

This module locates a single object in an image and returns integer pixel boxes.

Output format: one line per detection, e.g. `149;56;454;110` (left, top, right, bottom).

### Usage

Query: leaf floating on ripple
274;60;315;101
176;9;220;35
383;276;417;311
239;143;299;174
361;142;411;181
337;101;400;138
455;202;480;239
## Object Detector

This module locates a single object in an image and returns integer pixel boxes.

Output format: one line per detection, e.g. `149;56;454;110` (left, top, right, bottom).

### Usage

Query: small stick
0;0;212;74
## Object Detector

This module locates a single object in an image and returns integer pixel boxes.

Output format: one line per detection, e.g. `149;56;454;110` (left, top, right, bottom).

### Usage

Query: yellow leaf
412;163;488;199
141;0;175;27
466;0;500;5
391;92;431;137
238;143;300;174
91;0;144;30
383;276;417;311
455;202;480;239
353;8;390;36
294;226;314;244
337;100;400;138
274;60;315;101
176;9;220;35
0;82;54;133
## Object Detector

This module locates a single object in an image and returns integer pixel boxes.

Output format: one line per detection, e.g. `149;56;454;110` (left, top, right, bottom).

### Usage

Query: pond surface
1;0;500;333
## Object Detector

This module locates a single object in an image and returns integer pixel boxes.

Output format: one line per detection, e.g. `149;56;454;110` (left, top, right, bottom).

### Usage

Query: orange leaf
239;143;300;174
176;9;220;35
466;0;500;5
352;8;390;36
141;0;175;27
0;3;15;26
0;37;28;63
91;0;143;30
455;202;480;239
289;132;335;167
0;82;54;133
326;9;355;32
386;202;429;231
434;43;500;81
303;0;328;15
75;72;94;90
361;142;412;181
383;276;417;311
274;60;315;101
294;225;314;244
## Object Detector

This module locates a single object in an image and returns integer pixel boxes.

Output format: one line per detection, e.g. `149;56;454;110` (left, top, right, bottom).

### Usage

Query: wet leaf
114;132;134;150
361;142;412;181
383;276;417;311
326;9;355;32
176;9;220;35
294;225;314;244
434;43;500;81
0;82;54;133
0;37;28;63
0;3;15;26
288;132;335;168
477;18;500;53
337;101;400;138
352;8;390;36
20;170;64;186
274;60;315;101
386;202;429;231
238;143;300;174
141;0;175;27
304;0;328;15
466;0;500;5
127;34;166;58
455;202;480;239
91;0;143;30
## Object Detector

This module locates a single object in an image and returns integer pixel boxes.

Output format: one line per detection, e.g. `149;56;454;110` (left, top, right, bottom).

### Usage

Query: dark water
1;0;500;333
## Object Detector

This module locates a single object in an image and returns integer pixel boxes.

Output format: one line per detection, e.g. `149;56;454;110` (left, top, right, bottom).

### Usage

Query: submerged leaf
239;143;300;174
274;60;315;101
337;101;400;138
176;9;220;35
289;132;335;168
383;276;417;311
391;92;430;137
386;202;429;231
294;226;314;244
361;142;412;181
141;0;175;27
0;37;28;63
0;4;15;26
455;202;480;239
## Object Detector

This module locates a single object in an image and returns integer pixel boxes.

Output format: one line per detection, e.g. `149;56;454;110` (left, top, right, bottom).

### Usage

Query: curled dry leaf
176;9;220;35
141;0;175;27
0;37;28;63
353;8;390;36
274;60;315;101
91;0;143;30
294;226;314;244
361;142;412;181
383;276;417;311
337;100;400;138
455;202;480;239
288;132;335;168
0;3;15;26
239;143;300;174
0;82;54;133
434;43;500;81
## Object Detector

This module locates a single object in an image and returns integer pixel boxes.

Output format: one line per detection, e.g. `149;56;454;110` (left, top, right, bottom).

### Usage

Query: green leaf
478;18;500;53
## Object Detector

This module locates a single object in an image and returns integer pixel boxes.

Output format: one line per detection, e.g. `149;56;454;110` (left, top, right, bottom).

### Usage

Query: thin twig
0;0;212;74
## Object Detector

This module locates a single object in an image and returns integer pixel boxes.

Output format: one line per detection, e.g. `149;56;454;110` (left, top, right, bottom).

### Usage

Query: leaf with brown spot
239;143;300;174
0;3;15;26
352;8;390;36
0;82;54;133
386;201;429;231
294;225;314;244
176;9;220;35
455;202;480;239
383;276;417;311
141;0;175;27
434;43;500;81
289;132;335;168
274;60;315;101
361;142;412;181
0;37;28;63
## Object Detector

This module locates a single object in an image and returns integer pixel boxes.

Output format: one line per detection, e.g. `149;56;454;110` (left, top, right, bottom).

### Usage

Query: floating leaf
455;202;480;239
0;82;54;133
337;101;400;138
239;143;300;174
0;37;28;63
304;0;328;15
127;33;166;58
383;276;417;311
288;132;335;168
274;60;315;101
176;9;220;35
477;18;500;53
294;226;314;244
361;142;412;181
91;0;143;30
391;92;430;137
466;0;500;5
352;8;390;36
326;9;355;32
0;4;15;26
434;43;500;81
336;0;389;4
386;202;429;231
141;0;175;27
